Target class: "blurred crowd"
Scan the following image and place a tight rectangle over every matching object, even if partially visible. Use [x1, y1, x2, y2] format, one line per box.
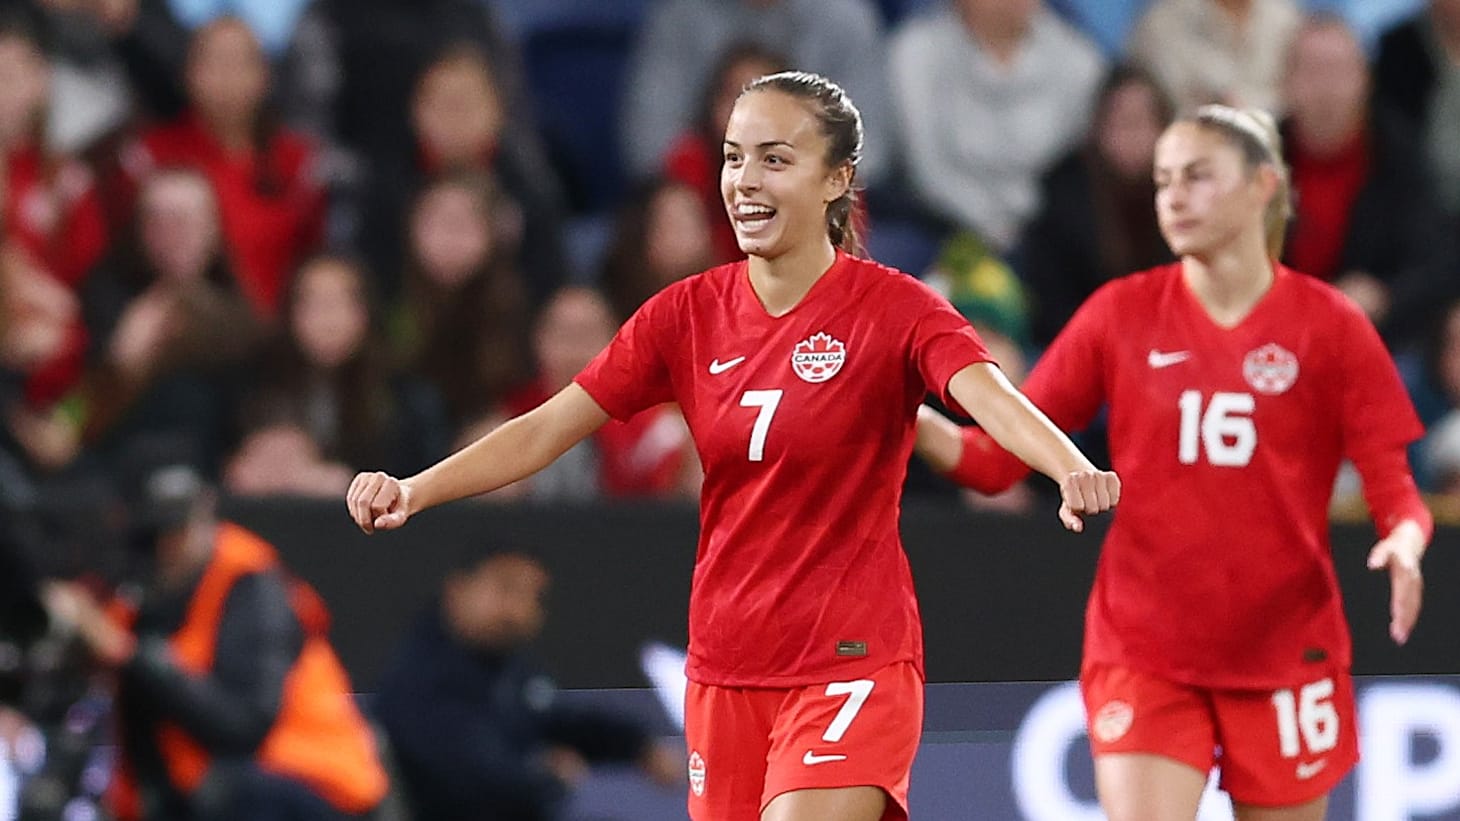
[0, 0, 1454, 817]
[0, 0, 1455, 513]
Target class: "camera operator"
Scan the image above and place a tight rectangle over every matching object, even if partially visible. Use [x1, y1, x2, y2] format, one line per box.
[44, 455, 388, 821]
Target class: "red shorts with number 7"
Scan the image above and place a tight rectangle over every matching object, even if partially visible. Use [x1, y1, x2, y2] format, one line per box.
[683, 661, 923, 821]
[1081, 662, 1359, 807]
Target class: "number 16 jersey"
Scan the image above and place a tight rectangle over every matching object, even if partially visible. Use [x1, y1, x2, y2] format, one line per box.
[576, 251, 991, 688]
[1027, 263, 1423, 689]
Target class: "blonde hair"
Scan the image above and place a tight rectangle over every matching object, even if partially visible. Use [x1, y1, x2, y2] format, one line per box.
[1187, 105, 1293, 259]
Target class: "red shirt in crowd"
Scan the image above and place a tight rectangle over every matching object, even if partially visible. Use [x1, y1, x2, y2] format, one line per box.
[127, 113, 324, 317]
[6, 144, 109, 405]
[1287, 131, 1370, 281]
[503, 379, 691, 497]
[6, 144, 108, 287]
[953, 264, 1427, 689]
[576, 251, 991, 687]
[663, 133, 743, 265]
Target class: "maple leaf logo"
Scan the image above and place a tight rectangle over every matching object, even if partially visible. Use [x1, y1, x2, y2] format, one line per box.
[791, 332, 847, 383]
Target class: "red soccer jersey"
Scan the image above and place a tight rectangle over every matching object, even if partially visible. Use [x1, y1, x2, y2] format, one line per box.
[125, 114, 324, 317]
[576, 252, 991, 687]
[1018, 263, 1422, 688]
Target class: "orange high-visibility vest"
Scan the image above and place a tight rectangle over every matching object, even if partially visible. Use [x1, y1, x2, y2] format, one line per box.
[108, 523, 388, 820]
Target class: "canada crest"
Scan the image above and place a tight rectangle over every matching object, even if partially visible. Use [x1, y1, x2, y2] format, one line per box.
[1243, 343, 1299, 395]
[688, 751, 706, 796]
[1093, 700, 1134, 743]
[791, 332, 847, 383]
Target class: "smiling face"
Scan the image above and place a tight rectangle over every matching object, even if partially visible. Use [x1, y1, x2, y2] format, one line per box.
[720, 89, 849, 260]
[1153, 122, 1274, 259]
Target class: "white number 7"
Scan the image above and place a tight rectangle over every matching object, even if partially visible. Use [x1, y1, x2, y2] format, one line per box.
[740, 390, 783, 462]
[822, 680, 874, 742]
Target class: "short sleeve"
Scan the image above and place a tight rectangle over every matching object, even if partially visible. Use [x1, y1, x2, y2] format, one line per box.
[900, 279, 992, 412]
[1338, 300, 1424, 458]
[574, 289, 678, 421]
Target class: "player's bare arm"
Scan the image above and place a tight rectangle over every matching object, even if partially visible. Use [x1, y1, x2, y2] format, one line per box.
[913, 404, 964, 474]
[346, 384, 611, 533]
[946, 362, 1119, 531]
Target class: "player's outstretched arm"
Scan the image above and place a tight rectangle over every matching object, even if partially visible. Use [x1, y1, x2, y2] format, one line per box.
[346, 384, 611, 533]
[946, 362, 1119, 532]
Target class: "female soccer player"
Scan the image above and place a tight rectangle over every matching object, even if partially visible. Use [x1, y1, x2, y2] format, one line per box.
[920, 105, 1430, 821]
[347, 72, 1119, 821]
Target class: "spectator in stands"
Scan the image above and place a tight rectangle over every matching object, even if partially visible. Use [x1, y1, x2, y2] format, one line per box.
[154, 0, 311, 58]
[662, 41, 788, 265]
[483, 286, 699, 502]
[359, 42, 565, 300]
[395, 172, 531, 435]
[0, 13, 110, 408]
[1020, 65, 1173, 348]
[1374, 0, 1460, 217]
[280, 0, 555, 288]
[6, 0, 135, 152]
[0, 244, 84, 473]
[1279, 14, 1453, 349]
[76, 167, 262, 475]
[916, 233, 1035, 512]
[1128, 0, 1301, 114]
[374, 549, 681, 821]
[122, 16, 324, 318]
[621, 0, 893, 187]
[600, 178, 715, 321]
[42, 452, 389, 821]
[226, 254, 447, 497]
[1414, 298, 1460, 493]
[889, 0, 1104, 252]
[278, 0, 526, 189]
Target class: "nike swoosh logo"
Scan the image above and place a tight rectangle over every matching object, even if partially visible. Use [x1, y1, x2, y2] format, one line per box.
[709, 356, 747, 375]
[802, 751, 848, 766]
[1147, 349, 1192, 369]
[1295, 759, 1327, 780]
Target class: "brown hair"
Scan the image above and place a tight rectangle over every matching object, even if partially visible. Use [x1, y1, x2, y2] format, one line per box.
[253, 253, 394, 469]
[1185, 104, 1294, 259]
[187, 16, 286, 197]
[401, 171, 529, 424]
[741, 71, 864, 256]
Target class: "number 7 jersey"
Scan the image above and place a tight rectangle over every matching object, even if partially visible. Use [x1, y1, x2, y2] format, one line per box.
[575, 252, 991, 688]
[1027, 263, 1423, 689]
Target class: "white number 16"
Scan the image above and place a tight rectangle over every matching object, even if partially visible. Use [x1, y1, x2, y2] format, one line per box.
[1271, 677, 1339, 758]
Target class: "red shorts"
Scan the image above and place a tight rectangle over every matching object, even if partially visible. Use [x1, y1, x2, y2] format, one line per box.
[1080, 662, 1358, 807]
[683, 661, 923, 821]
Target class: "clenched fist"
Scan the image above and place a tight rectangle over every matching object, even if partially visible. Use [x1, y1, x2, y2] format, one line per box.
[346, 472, 416, 534]
[1058, 469, 1121, 532]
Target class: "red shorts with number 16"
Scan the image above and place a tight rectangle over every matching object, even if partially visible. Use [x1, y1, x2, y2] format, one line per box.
[1081, 662, 1359, 807]
[683, 661, 922, 821]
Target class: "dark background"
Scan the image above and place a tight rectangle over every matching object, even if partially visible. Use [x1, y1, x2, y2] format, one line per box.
[225, 499, 1460, 690]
